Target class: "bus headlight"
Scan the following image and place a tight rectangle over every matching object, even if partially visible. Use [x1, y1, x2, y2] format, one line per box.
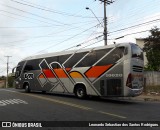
[15, 81, 19, 84]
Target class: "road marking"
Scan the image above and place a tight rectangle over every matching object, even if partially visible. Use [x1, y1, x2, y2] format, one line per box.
[0, 89, 17, 93]
[0, 89, 127, 119]
[25, 93, 92, 110]
[0, 89, 92, 110]
[98, 111, 127, 119]
[0, 99, 28, 106]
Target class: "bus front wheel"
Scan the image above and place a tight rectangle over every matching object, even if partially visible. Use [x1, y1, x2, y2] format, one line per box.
[24, 83, 30, 93]
[75, 85, 87, 99]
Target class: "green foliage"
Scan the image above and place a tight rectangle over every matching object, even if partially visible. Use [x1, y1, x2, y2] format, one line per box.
[8, 76, 15, 88]
[0, 76, 5, 80]
[143, 27, 160, 71]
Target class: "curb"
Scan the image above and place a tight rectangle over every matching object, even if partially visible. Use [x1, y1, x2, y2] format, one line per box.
[134, 96, 160, 102]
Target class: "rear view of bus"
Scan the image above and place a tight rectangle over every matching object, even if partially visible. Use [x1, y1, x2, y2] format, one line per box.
[125, 43, 144, 97]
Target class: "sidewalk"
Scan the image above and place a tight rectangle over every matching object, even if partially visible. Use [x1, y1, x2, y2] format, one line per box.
[133, 93, 160, 102]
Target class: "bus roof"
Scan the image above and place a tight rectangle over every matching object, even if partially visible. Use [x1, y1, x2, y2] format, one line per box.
[22, 42, 134, 61]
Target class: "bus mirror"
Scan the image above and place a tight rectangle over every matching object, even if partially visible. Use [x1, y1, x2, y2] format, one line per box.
[12, 67, 16, 77]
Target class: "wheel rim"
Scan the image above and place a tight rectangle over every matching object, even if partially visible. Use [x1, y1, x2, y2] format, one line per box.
[25, 85, 30, 92]
[26, 85, 28, 90]
[77, 88, 84, 97]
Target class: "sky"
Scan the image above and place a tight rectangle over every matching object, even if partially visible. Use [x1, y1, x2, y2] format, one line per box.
[0, 0, 160, 76]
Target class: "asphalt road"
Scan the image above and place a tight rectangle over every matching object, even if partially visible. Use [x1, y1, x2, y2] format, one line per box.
[0, 88, 160, 130]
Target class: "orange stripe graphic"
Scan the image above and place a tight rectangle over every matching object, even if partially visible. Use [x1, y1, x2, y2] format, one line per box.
[39, 73, 45, 78]
[65, 68, 71, 72]
[43, 69, 55, 78]
[54, 69, 68, 78]
[69, 72, 83, 78]
[85, 65, 113, 78]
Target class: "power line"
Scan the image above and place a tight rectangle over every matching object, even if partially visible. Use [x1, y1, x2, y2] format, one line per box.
[80, 39, 104, 49]
[0, 25, 60, 28]
[35, 24, 99, 54]
[0, 57, 6, 64]
[0, 3, 71, 26]
[109, 18, 160, 34]
[0, 20, 97, 30]
[0, 10, 98, 28]
[111, 29, 150, 40]
[0, 69, 7, 74]
[107, 0, 160, 31]
[0, 21, 99, 47]
[11, 0, 102, 19]
[0, 9, 61, 26]
[123, 30, 150, 37]
[63, 35, 103, 51]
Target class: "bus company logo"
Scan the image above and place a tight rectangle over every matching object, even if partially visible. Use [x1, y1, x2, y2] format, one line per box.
[24, 73, 34, 80]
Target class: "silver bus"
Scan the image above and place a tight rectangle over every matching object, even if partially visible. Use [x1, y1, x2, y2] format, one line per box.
[13, 43, 144, 98]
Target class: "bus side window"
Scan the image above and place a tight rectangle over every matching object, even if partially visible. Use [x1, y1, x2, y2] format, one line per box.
[97, 47, 125, 66]
[15, 71, 20, 78]
[46, 56, 59, 69]
[24, 65, 33, 72]
[64, 52, 87, 68]
[76, 51, 97, 67]
[59, 54, 71, 65]
[76, 48, 112, 67]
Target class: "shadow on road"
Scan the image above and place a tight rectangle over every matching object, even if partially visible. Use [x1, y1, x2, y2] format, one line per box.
[19, 90, 139, 105]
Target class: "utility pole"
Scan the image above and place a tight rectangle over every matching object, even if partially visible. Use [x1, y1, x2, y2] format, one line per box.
[99, 0, 114, 45]
[4, 56, 12, 88]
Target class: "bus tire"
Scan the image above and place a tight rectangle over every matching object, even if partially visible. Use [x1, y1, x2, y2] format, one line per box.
[74, 85, 87, 99]
[42, 91, 46, 93]
[24, 83, 30, 93]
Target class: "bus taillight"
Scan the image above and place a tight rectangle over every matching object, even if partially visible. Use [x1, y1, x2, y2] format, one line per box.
[126, 73, 132, 88]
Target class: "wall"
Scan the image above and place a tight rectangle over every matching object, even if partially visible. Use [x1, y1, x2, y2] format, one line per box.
[144, 71, 160, 86]
[0, 80, 5, 88]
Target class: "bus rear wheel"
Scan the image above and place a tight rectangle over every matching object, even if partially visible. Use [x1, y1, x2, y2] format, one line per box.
[25, 84, 30, 93]
[75, 85, 87, 99]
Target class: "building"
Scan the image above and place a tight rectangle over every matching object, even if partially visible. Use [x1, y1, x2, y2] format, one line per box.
[0, 80, 5, 88]
[136, 38, 148, 66]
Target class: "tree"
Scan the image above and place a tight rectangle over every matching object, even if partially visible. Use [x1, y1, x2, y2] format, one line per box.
[143, 27, 160, 71]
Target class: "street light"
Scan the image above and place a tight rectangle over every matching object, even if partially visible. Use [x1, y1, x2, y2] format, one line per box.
[86, 7, 103, 27]
[86, 7, 107, 45]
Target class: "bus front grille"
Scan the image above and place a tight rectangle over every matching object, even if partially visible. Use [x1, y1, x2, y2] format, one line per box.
[132, 65, 143, 72]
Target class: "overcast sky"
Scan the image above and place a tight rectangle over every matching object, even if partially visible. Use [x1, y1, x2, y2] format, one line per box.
[0, 0, 160, 76]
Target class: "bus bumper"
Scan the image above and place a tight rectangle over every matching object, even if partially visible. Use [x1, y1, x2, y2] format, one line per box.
[130, 88, 143, 97]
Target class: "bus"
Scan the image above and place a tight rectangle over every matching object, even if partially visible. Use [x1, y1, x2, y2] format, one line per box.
[12, 43, 144, 99]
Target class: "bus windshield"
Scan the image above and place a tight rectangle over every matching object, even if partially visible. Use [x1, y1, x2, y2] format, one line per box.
[131, 44, 143, 60]
[15, 61, 25, 78]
